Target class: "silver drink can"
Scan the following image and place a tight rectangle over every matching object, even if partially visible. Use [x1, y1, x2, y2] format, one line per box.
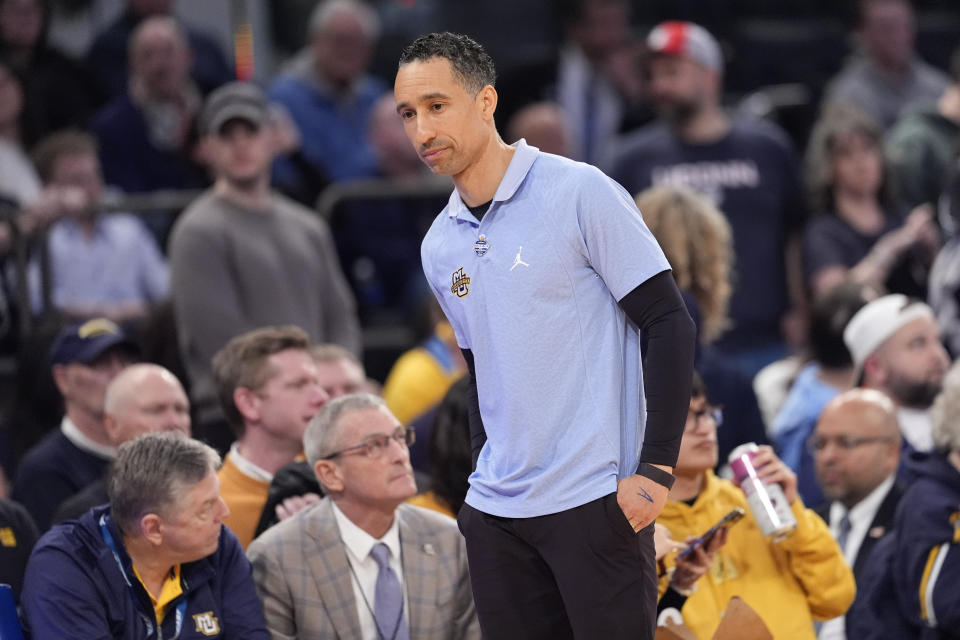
[728, 443, 797, 541]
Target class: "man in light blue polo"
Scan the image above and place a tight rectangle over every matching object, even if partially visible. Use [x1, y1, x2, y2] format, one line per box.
[395, 32, 696, 639]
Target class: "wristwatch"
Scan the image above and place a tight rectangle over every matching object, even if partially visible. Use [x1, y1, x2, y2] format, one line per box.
[668, 578, 697, 597]
[636, 462, 676, 490]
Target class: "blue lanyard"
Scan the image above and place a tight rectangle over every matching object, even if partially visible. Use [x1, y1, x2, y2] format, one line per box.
[98, 514, 186, 640]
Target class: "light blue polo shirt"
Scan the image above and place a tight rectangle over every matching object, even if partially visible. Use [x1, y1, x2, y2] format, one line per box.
[421, 140, 670, 518]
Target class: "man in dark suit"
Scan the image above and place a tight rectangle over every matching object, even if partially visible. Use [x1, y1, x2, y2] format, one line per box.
[494, 0, 649, 169]
[812, 388, 904, 640]
[247, 394, 479, 639]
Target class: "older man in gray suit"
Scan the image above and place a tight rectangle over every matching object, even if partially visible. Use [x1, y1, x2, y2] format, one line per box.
[247, 393, 478, 639]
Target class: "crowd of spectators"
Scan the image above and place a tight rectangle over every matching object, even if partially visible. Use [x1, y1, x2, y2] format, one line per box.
[1, 0, 960, 637]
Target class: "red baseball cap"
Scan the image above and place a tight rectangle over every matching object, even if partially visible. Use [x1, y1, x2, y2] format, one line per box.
[646, 21, 723, 72]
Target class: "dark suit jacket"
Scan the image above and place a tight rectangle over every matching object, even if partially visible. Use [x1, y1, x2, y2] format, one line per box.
[494, 55, 653, 143]
[815, 481, 903, 630]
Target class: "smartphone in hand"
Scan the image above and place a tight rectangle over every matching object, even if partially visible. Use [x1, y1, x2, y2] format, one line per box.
[676, 507, 745, 560]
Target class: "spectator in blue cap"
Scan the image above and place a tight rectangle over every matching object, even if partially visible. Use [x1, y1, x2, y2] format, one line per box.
[11, 317, 138, 530]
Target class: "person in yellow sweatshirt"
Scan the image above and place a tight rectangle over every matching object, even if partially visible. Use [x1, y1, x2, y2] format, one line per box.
[657, 372, 856, 639]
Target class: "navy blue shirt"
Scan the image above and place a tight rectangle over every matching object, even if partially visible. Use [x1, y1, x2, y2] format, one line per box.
[22, 506, 268, 639]
[90, 95, 208, 194]
[803, 209, 928, 298]
[611, 117, 805, 351]
[12, 426, 111, 531]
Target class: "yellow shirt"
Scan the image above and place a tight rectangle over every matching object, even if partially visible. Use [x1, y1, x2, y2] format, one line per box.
[217, 452, 271, 549]
[383, 324, 465, 425]
[133, 563, 182, 625]
[657, 471, 855, 639]
[406, 491, 455, 518]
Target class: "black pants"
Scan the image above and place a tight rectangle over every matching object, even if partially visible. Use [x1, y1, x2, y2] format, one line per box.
[458, 492, 657, 640]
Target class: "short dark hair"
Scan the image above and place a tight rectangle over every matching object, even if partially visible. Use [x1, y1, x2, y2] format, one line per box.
[427, 376, 472, 515]
[398, 32, 496, 94]
[32, 130, 98, 183]
[561, 0, 628, 24]
[809, 281, 872, 369]
[691, 370, 707, 400]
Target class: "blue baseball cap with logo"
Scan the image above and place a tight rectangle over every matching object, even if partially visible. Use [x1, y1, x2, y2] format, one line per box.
[49, 318, 140, 366]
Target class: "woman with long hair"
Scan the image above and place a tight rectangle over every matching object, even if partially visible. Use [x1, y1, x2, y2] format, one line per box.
[803, 105, 940, 297]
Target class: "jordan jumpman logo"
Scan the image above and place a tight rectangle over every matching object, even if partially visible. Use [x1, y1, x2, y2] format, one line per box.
[510, 246, 530, 271]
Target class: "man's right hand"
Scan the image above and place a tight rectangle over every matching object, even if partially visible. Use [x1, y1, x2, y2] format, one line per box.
[275, 492, 322, 520]
[672, 528, 727, 591]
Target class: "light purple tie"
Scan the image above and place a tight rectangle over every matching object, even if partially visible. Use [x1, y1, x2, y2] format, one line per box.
[371, 543, 409, 640]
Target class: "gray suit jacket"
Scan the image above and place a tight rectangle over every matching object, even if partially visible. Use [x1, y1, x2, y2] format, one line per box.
[247, 498, 479, 640]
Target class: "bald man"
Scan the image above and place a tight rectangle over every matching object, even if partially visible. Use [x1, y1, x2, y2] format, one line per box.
[506, 102, 575, 159]
[53, 364, 191, 522]
[812, 389, 904, 640]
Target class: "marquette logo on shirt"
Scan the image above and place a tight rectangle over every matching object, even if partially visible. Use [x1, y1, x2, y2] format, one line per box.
[193, 611, 220, 636]
[451, 266, 471, 298]
[0, 527, 16, 547]
[708, 553, 740, 584]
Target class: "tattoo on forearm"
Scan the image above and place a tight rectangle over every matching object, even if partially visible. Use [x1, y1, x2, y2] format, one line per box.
[637, 487, 654, 503]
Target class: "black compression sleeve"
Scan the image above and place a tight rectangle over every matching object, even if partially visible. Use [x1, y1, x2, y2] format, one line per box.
[461, 348, 487, 470]
[618, 270, 696, 469]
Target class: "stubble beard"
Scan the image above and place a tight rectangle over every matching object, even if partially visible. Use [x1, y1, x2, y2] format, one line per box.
[658, 98, 700, 129]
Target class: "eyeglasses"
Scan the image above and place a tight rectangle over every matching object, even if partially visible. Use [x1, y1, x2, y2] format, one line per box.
[806, 435, 893, 456]
[322, 426, 416, 460]
[687, 405, 723, 430]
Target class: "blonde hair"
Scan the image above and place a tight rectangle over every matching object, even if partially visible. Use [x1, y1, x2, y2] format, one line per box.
[933, 361, 960, 453]
[634, 186, 733, 343]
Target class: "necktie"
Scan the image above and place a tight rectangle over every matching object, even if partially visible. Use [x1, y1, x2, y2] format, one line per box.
[837, 513, 852, 552]
[370, 543, 409, 640]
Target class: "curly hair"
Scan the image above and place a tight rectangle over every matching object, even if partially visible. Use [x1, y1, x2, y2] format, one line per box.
[634, 186, 733, 343]
[398, 32, 496, 94]
[932, 361, 960, 453]
[804, 104, 889, 213]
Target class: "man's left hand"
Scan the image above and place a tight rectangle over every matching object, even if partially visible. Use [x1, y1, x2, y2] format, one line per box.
[617, 472, 670, 533]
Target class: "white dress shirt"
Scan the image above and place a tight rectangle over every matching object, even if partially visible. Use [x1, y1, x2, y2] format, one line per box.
[898, 407, 933, 452]
[818, 474, 897, 640]
[228, 442, 274, 482]
[332, 501, 409, 640]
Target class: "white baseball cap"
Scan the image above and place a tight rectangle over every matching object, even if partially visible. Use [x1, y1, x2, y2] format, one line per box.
[843, 294, 936, 375]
